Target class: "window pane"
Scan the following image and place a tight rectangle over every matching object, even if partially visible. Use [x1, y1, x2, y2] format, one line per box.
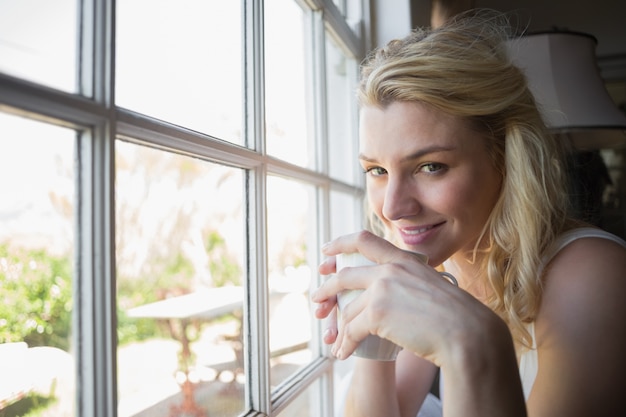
[267, 176, 317, 388]
[116, 1, 243, 144]
[116, 141, 246, 417]
[330, 189, 363, 238]
[345, 0, 364, 26]
[0, 112, 76, 416]
[326, 34, 358, 182]
[0, 0, 78, 92]
[265, 0, 314, 168]
[328, 191, 363, 415]
[276, 378, 322, 417]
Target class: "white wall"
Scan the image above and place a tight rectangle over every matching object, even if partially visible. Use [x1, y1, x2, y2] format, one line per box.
[371, 0, 412, 47]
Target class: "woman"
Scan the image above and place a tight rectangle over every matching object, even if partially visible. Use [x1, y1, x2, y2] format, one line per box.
[312, 11, 626, 417]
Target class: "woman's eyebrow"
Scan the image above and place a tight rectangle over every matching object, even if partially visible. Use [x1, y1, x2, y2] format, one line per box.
[358, 153, 377, 163]
[359, 145, 456, 163]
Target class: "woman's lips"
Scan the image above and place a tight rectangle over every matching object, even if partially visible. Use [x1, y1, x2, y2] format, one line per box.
[398, 222, 443, 245]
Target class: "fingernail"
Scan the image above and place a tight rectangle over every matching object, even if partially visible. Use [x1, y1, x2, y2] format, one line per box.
[323, 328, 333, 342]
[324, 327, 337, 341]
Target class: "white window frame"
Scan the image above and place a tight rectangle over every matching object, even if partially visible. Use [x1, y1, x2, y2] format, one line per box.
[0, 0, 370, 416]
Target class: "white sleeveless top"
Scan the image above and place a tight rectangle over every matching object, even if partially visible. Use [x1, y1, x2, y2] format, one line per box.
[518, 227, 626, 399]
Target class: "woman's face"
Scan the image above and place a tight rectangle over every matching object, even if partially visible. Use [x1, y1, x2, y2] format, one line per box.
[359, 101, 502, 266]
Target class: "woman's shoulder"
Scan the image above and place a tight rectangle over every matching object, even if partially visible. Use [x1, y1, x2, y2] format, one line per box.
[537, 226, 626, 339]
[541, 226, 626, 266]
[541, 226, 626, 290]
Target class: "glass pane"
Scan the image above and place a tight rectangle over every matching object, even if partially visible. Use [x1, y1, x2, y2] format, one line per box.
[265, 0, 314, 168]
[329, 189, 362, 416]
[116, 1, 243, 144]
[116, 141, 246, 417]
[267, 176, 317, 388]
[0, 112, 76, 416]
[326, 34, 358, 182]
[0, 0, 78, 92]
[330, 190, 363, 238]
[275, 378, 322, 417]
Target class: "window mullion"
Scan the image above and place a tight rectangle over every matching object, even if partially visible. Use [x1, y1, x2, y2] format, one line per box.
[76, 123, 117, 417]
[246, 166, 272, 415]
[76, 0, 117, 416]
[245, 0, 272, 414]
[0, 74, 108, 126]
[311, 9, 337, 417]
[245, 0, 266, 154]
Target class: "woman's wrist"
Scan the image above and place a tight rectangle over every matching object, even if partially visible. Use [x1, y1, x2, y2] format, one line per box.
[441, 314, 526, 416]
[345, 358, 400, 416]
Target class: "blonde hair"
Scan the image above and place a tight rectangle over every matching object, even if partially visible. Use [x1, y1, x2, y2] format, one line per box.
[359, 10, 573, 347]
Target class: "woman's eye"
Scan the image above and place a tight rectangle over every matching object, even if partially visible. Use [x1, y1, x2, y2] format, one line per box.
[419, 163, 444, 173]
[364, 166, 387, 176]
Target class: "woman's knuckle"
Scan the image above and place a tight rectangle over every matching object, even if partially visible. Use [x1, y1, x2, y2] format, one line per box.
[368, 300, 388, 322]
[355, 230, 375, 245]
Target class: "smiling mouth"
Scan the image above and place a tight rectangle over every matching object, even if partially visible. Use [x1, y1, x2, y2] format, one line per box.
[401, 223, 441, 235]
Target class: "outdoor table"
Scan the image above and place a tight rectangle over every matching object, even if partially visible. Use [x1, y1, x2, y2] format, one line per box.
[127, 286, 244, 417]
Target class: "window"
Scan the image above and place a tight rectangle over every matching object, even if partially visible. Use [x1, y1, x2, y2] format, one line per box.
[0, 0, 367, 416]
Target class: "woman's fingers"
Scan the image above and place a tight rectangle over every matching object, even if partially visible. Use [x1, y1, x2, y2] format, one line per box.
[333, 290, 372, 359]
[314, 294, 336, 318]
[322, 230, 401, 265]
[318, 253, 337, 276]
[322, 304, 339, 344]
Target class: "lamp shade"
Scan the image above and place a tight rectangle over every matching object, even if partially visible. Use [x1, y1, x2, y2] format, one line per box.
[507, 32, 626, 149]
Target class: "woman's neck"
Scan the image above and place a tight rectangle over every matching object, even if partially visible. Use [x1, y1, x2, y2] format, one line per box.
[443, 253, 491, 301]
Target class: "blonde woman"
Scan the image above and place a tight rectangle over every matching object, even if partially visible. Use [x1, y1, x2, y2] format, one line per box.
[313, 11, 626, 417]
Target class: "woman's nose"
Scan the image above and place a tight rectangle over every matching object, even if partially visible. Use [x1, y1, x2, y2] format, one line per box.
[381, 176, 420, 221]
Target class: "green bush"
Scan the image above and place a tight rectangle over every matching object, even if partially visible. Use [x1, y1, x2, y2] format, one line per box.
[0, 243, 72, 351]
[0, 392, 56, 417]
[1, 227, 243, 349]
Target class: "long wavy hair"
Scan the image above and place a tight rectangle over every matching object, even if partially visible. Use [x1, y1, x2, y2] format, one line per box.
[358, 10, 574, 347]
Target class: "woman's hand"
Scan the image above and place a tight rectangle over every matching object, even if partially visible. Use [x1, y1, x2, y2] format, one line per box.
[312, 230, 486, 366]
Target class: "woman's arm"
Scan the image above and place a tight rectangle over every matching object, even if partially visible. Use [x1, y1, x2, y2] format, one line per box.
[344, 352, 438, 417]
[336, 281, 527, 417]
[526, 237, 626, 416]
[344, 359, 400, 417]
[439, 310, 526, 417]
